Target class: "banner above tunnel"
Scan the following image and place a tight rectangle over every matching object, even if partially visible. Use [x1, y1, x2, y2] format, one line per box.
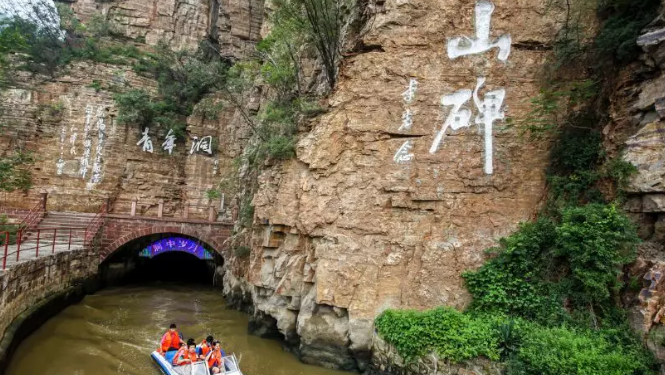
[139, 237, 214, 260]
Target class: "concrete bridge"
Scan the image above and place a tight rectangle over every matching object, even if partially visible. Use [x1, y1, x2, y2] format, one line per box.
[0, 194, 233, 269]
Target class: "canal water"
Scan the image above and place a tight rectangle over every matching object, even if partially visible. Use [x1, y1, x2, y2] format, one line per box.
[6, 284, 352, 375]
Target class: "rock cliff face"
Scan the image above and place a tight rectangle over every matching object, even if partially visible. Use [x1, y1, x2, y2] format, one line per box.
[8, 0, 665, 372]
[0, 0, 261, 214]
[613, 14, 665, 362]
[224, 0, 564, 370]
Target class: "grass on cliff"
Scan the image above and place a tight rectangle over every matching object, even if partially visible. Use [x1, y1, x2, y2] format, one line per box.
[375, 204, 656, 375]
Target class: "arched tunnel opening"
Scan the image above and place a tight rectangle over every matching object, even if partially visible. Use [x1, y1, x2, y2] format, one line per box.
[100, 233, 224, 286]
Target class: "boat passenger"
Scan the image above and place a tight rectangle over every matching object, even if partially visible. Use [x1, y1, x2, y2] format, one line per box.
[207, 341, 224, 374]
[199, 335, 214, 358]
[173, 339, 200, 366]
[160, 323, 183, 353]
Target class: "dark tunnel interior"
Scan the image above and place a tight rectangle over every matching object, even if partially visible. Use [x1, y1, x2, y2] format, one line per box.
[100, 233, 221, 286]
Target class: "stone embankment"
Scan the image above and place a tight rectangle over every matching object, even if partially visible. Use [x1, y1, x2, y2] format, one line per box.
[0, 249, 99, 373]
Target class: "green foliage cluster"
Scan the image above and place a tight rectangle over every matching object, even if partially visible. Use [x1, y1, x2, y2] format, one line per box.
[375, 308, 502, 362]
[551, 0, 660, 67]
[464, 203, 638, 322]
[0, 150, 34, 193]
[0, 214, 19, 246]
[238, 196, 255, 228]
[509, 325, 655, 375]
[0, 3, 142, 79]
[376, 310, 655, 375]
[114, 42, 229, 135]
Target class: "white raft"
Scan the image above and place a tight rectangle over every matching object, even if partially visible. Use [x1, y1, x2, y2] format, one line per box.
[151, 351, 243, 375]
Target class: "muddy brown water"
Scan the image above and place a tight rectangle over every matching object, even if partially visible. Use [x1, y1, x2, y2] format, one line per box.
[6, 285, 352, 375]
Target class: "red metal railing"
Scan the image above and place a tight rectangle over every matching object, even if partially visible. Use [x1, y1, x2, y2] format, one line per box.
[0, 227, 88, 270]
[19, 199, 45, 229]
[84, 202, 107, 247]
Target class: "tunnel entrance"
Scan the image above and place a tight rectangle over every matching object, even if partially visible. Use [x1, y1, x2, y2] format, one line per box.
[100, 233, 223, 286]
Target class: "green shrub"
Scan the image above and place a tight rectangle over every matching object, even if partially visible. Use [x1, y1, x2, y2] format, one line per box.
[375, 307, 502, 362]
[0, 214, 19, 245]
[509, 325, 655, 375]
[0, 150, 34, 193]
[555, 203, 639, 306]
[594, 0, 660, 63]
[464, 218, 566, 322]
[465, 203, 639, 322]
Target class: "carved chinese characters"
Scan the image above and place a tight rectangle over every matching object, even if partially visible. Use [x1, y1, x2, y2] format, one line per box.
[393, 0, 510, 175]
[447, 1, 511, 61]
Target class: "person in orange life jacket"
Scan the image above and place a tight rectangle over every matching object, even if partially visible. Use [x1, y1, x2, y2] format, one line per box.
[206, 341, 225, 374]
[198, 335, 214, 359]
[161, 323, 183, 353]
[173, 339, 200, 366]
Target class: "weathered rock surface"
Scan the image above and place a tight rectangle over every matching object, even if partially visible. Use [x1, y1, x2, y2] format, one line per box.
[0, 0, 260, 214]
[70, 0, 264, 58]
[228, 0, 562, 370]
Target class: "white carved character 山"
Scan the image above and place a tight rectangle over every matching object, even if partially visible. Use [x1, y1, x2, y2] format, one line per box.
[430, 89, 473, 154]
[473, 77, 505, 175]
[447, 1, 511, 61]
[162, 129, 177, 155]
[137, 127, 154, 153]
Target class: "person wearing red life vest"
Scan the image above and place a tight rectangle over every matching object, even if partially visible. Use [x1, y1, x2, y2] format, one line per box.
[206, 341, 225, 374]
[160, 323, 182, 353]
[173, 339, 199, 366]
[198, 335, 214, 359]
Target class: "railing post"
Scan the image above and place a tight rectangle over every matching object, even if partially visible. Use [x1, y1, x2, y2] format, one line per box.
[130, 198, 137, 216]
[68, 229, 72, 251]
[36, 229, 40, 258]
[183, 204, 189, 219]
[158, 199, 164, 218]
[52, 228, 57, 254]
[3, 232, 8, 270]
[16, 230, 22, 262]
[208, 206, 215, 222]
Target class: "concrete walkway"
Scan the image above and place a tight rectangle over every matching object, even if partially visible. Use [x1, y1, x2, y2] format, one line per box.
[0, 239, 85, 269]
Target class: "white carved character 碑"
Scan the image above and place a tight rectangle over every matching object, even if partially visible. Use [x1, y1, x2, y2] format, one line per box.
[429, 89, 473, 154]
[447, 1, 511, 61]
[473, 77, 505, 175]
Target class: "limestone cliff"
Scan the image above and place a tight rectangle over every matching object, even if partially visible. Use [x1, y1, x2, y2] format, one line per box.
[223, 0, 563, 371]
[0, 0, 262, 214]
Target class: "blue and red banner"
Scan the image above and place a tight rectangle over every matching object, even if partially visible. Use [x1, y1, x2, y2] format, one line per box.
[139, 237, 213, 260]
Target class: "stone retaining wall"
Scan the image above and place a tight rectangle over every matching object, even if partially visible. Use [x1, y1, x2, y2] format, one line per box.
[0, 249, 99, 345]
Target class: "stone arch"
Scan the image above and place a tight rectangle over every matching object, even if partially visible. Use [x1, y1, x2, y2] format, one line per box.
[101, 225, 224, 262]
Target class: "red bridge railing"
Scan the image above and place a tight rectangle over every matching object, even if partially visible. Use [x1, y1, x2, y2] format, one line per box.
[85, 202, 107, 247]
[0, 227, 88, 270]
[19, 196, 46, 229]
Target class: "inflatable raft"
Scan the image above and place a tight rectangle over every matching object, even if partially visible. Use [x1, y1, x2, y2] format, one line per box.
[151, 350, 243, 375]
